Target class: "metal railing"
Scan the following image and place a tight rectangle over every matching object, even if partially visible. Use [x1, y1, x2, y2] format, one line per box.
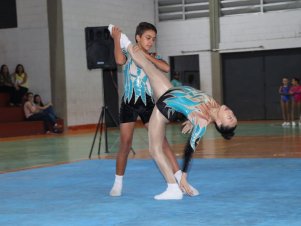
[157, 0, 209, 21]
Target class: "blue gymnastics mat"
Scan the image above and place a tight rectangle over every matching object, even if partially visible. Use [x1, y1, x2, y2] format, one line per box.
[0, 158, 300, 226]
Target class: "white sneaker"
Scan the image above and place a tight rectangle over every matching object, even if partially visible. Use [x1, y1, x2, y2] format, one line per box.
[154, 188, 183, 200]
[108, 24, 131, 49]
[292, 121, 296, 127]
[108, 24, 114, 34]
[299, 121, 301, 127]
[109, 182, 122, 197]
[282, 122, 287, 126]
[154, 184, 183, 200]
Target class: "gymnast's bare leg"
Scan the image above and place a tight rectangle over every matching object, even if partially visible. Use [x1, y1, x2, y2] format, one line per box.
[148, 106, 183, 200]
[127, 45, 200, 198]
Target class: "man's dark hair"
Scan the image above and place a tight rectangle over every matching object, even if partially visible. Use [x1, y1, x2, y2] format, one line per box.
[135, 22, 157, 42]
[214, 123, 237, 140]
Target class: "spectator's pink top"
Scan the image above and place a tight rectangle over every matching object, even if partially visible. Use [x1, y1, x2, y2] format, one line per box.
[290, 85, 301, 103]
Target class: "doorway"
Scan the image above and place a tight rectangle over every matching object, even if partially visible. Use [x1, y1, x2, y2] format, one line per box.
[170, 54, 200, 89]
[222, 48, 301, 120]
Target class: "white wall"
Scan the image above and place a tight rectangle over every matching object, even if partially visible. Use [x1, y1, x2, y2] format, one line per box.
[156, 18, 213, 94]
[61, 0, 155, 126]
[220, 10, 301, 52]
[0, 0, 51, 101]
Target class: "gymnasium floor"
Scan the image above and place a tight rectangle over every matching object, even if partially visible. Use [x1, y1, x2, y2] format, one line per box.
[0, 121, 300, 225]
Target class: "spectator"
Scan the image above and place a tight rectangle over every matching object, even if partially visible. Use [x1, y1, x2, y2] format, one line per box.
[12, 64, 29, 106]
[24, 92, 61, 133]
[289, 77, 301, 126]
[171, 72, 182, 87]
[0, 64, 15, 94]
[278, 77, 291, 126]
[34, 94, 58, 123]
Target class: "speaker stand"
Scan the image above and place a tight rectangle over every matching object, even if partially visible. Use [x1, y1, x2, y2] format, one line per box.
[88, 70, 135, 159]
[89, 105, 117, 158]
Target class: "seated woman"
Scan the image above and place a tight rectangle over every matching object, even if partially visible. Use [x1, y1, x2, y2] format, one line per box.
[34, 94, 58, 123]
[12, 64, 29, 106]
[24, 92, 61, 133]
[0, 64, 15, 105]
[127, 44, 237, 200]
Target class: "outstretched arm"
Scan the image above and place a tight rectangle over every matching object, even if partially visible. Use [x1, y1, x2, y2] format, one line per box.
[182, 136, 195, 173]
[176, 136, 196, 196]
[110, 26, 126, 65]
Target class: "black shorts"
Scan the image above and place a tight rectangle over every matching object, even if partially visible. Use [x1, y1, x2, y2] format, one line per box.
[156, 89, 185, 122]
[120, 94, 155, 124]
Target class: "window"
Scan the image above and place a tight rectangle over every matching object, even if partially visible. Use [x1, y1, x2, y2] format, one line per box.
[220, 0, 301, 16]
[157, 0, 209, 22]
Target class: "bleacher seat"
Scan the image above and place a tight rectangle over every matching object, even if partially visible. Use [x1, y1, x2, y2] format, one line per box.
[0, 92, 63, 138]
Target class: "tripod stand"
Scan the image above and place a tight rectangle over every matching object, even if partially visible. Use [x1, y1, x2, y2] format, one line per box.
[89, 69, 135, 158]
[89, 105, 119, 158]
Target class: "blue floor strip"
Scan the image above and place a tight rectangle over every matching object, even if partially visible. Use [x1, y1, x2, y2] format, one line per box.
[0, 158, 300, 226]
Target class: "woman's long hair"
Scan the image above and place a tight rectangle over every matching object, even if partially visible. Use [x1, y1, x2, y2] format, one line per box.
[0, 64, 10, 75]
[214, 123, 236, 140]
[34, 94, 44, 107]
[15, 64, 25, 74]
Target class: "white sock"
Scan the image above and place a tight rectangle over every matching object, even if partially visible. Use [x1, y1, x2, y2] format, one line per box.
[174, 170, 182, 183]
[120, 33, 131, 49]
[108, 24, 131, 49]
[174, 170, 200, 196]
[110, 175, 123, 197]
[108, 24, 114, 34]
[154, 183, 183, 200]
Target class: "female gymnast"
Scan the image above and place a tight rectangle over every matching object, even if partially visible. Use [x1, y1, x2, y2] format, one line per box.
[279, 77, 291, 126]
[115, 30, 237, 200]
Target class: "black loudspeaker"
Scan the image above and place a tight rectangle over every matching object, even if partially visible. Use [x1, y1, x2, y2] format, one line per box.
[85, 26, 116, 70]
[0, 0, 17, 29]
